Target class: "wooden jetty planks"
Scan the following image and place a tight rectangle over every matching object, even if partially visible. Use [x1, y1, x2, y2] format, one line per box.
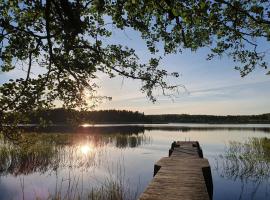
[139, 141, 213, 200]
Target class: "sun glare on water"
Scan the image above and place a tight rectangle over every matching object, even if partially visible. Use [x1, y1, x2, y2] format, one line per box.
[80, 145, 92, 155]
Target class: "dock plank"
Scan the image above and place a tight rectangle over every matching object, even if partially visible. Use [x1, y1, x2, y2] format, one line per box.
[139, 141, 212, 200]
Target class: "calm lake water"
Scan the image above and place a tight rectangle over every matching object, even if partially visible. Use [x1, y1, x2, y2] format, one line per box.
[1, 124, 270, 200]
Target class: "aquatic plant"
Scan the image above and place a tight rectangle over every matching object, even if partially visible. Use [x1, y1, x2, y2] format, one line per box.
[216, 137, 270, 182]
[0, 132, 150, 176]
[37, 159, 139, 200]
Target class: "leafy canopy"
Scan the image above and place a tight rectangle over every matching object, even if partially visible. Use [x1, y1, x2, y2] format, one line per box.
[0, 0, 270, 115]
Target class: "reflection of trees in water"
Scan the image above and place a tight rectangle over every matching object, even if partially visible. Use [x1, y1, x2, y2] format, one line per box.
[25, 125, 270, 134]
[0, 132, 151, 176]
[144, 126, 270, 133]
[115, 134, 151, 148]
[216, 137, 270, 199]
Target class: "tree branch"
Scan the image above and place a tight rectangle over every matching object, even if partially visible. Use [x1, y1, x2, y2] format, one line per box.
[217, 0, 270, 25]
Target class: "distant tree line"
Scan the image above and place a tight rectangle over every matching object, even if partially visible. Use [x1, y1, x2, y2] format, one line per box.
[26, 108, 149, 125]
[148, 114, 270, 124]
[11, 108, 270, 125]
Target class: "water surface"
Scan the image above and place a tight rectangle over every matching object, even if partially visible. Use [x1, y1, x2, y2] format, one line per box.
[0, 124, 270, 200]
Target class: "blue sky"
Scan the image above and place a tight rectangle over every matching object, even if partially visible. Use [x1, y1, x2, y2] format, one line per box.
[1, 26, 269, 115]
[96, 27, 270, 115]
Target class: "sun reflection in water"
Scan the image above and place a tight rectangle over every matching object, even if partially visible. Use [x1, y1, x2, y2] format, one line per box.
[80, 144, 92, 155]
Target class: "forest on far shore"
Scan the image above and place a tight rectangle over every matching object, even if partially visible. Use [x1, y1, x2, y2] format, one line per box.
[8, 108, 270, 125]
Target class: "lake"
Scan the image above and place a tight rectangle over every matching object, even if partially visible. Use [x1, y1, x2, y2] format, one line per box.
[1, 124, 270, 200]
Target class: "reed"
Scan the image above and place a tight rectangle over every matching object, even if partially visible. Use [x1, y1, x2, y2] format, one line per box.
[34, 159, 139, 200]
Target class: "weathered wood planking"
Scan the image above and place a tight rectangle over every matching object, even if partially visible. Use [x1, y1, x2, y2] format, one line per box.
[139, 141, 213, 200]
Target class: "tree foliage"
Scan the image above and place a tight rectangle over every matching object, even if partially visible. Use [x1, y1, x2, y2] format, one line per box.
[0, 0, 270, 118]
[27, 108, 148, 124]
[0, 0, 179, 115]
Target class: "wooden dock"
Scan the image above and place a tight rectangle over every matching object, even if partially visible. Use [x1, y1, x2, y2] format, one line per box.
[139, 141, 213, 200]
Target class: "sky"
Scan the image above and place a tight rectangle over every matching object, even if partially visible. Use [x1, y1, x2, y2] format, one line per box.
[95, 27, 270, 115]
[1, 25, 270, 115]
